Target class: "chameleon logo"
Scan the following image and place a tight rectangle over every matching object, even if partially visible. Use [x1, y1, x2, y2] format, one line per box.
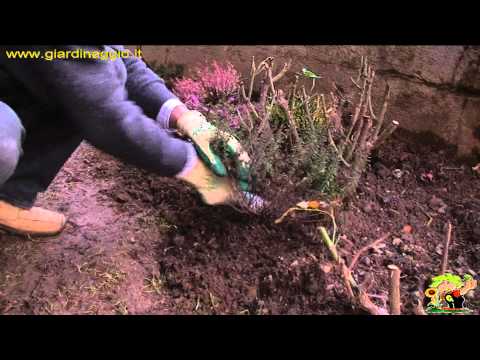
[424, 273, 477, 314]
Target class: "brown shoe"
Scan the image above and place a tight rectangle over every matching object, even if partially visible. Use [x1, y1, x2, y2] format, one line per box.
[0, 200, 66, 236]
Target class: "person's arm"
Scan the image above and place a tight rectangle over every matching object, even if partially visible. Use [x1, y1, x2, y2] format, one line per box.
[112, 45, 188, 129]
[0, 45, 193, 177]
[112, 46, 251, 188]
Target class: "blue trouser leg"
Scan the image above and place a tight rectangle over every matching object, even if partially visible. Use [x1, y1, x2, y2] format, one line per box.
[0, 101, 23, 188]
[0, 53, 195, 209]
[0, 103, 83, 209]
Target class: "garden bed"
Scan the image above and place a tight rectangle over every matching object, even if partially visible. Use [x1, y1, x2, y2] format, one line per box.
[0, 57, 479, 314]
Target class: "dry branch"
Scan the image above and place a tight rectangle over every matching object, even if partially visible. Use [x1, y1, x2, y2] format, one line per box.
[358, 290, 389, 315]
[388, 264, 401, 315]
[348, 233, 390, 272]
[375, 120, 399, 149]
[441, 222, 453, 274]
[272, 59, 292, 83]
[278, 90, 300, 145]
[319, 227, 389, 315]
[373, 83, 391, 140]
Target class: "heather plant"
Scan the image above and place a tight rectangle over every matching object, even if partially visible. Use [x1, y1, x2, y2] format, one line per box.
[172, 78, 205, 109]
[195, 61, 240, 103]
[173, 61, 243, 127]
[172, 56, 396, 211]
[328, 56, 398, 198]
[205, 57, 342, 212]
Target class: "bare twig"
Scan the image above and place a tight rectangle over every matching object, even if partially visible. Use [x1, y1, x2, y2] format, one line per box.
[373, 83, 391, 141]
[272, 59, 292, 83]
[319, 226, 389, 315]
[267, 65, 276, 97]
[328, 128, 351, 167]
[350, 77, 362, 90]
[258, 80, 269, 118]
[240, 82, 247, 101]
[388, 264, 401, 315]
[289, 74, 300, 104]
[348, 233, 390, 272]
[356, 56, 365, 83]
[247, 56, 256, 101]
[366, 72, 377, 120]
[441, 222, 453, 274]
[375, 120, 399, 149]
[340, 67, 368, 156]
[310, 78, 316, 93]
[341, 262, 356, 299]
[278, 90, 300, 145]
[358, 289, 389, 315]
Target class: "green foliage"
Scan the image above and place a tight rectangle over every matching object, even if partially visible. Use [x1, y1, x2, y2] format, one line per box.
[204, 75, 343, 203]
[184, 56, 397, 205]
[290, 95, 341, 196]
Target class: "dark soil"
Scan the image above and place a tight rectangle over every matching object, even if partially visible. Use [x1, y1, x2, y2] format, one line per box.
[0, 129, 479, 314]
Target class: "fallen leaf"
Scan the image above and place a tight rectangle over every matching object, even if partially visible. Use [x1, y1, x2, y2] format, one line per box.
[296, 200, 329, 210]
[296, 201, 309, 209]
[308, 200, 321, 209]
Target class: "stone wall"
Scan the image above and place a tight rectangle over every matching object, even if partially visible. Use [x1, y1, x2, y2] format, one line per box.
[131, 46, 480, 156]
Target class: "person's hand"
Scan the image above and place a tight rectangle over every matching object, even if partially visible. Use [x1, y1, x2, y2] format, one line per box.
[175, 110, 251, 191]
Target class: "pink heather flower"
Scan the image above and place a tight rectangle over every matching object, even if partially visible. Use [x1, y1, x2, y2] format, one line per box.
[172, 78, 205, 110]
[172, 61, 245, 129]
[195, 61, 240, 101]
[228, 114, 241, 129]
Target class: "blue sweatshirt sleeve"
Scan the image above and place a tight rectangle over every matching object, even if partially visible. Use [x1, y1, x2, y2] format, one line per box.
[110, 45, 182, 122]
[0, 45, 191, 177]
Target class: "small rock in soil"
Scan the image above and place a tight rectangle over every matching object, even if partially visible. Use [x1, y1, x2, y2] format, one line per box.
[392, 169, 403, 179]
[173, 235, 185, 247]
[392, 237, 402, 246]
[429, 195, 447, 213]
[320, 263, 332, 274]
